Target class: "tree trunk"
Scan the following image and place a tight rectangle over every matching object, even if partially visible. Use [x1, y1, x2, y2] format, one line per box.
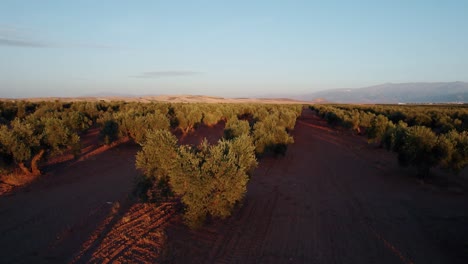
[30, 149, 45, 176]
[18, 162, 32, 175]
[183, 125, 193, 135]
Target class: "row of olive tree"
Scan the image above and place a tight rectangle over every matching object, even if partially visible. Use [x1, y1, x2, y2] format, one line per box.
[0, 100, 301, 182]
[226, 105, 301, 156]
[326, 104, 468, 133]
[100, 102, 302, 156]
[134, 104, 302, 227]
[0, 100, 136, 175]
[381, 123, 467, 177]
[311, 105, 468, 178]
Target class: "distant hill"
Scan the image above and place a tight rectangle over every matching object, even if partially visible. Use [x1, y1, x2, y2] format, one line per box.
[296, 82, 468, 103]
[2, 95, 307, 104]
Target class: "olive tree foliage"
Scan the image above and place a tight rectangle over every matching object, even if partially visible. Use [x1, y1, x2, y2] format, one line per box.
[170, 134, 257, 227]
[367, 114, 393, 144]
[224, 116, 250, 140]
[96, 103, 171, 145]
[383, 124, 460, 178]
[381, 121, 408, 152]
[253, 115, 294, 155]
[223, 105, 299, 155]
[61, 111, 92, 133]
[115, 110, 170, 144]
[136, 129, 257, 228]
[41, 117, 81, 157]
[276, 109, 299, 131]
[70, 101, 101, 122]
[395, 126, 442, 177]
[99, 119, 120, 145]
[136, 129, 178, 181]
[381, 123, 467, 177]
[174, 104, 203, 134]
[200, 105, 224, 127]
[202, 111, 221, 127]
[438, 130, 468, 173]
[311, 104, 468, 177]
[135, 129, 178, 200]
[253, 107, 269, 121]
[0, 119, 40, 175]
[0, 101, 21, 124]
[0, 117, 79, 175]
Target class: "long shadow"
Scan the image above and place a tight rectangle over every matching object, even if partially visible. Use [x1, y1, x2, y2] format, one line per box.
[70, 197, 135, 264]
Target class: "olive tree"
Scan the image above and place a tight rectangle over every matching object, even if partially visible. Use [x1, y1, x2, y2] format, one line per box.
[136, 130, 257, 228]
[0, 117, 79, 175]
[439, 130, 468, 173]
[0, 119, 41, 175]
[396, 126, 443, 178]
[224, 117, 250, 140]
[100, 119, 119, 145]
[136, 129, 178, 181]
[368, 114, 393, 144]
[135, 129, 178, 200]
[116, 110, 170, 144]
[175, 104, 203, 134]
[170, 135, 257, 227]
[252, 116, 294, 156]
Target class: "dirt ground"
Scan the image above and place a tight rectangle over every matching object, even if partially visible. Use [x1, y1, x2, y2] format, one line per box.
[176, 121, 226, 146]
[0, 109, 467, 263]
[0, 133, 138, 264]
[162, 108, 468, 264]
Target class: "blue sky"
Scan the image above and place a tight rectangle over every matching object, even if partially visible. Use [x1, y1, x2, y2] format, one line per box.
[0, 1, 467, 98]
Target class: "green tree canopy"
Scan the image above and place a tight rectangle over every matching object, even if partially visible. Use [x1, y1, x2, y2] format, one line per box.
[136, 130, 257, 228]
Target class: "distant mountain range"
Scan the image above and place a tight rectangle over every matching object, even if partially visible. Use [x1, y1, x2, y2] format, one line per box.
[79, 82, 468, 104]
[293, 82, 468, 104]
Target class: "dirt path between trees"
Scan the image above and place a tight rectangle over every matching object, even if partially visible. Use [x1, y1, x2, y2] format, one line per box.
[163, 108, 468, 264]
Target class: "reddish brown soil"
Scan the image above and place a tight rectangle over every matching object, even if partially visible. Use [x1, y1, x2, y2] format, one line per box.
[162, 109, 468, 264]
[1, 109, 467, 264]
[71, 202, 177, 263]
[0, 139, 138, 264]
[176, 121, 226, 146]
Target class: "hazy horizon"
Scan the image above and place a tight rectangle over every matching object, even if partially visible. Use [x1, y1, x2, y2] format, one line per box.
[1, 1, 468, 98]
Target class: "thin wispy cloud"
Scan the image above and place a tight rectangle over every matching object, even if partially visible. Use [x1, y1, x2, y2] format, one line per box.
[134, 71, 202, 78]
[0, 24, 114, 49]
[0, 37, 49, 48]
[0, 24, 49, 48]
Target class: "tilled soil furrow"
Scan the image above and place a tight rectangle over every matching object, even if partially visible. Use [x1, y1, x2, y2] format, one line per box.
[86, 202, 176, 263]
